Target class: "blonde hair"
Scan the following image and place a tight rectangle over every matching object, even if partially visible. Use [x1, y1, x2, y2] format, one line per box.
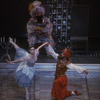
[28, 3, 34, 12]
[28, 1, 42, 12]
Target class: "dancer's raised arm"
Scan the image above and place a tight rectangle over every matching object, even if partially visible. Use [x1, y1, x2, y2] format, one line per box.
[36, 42, 49, 51]
[34, 42, 49, 56]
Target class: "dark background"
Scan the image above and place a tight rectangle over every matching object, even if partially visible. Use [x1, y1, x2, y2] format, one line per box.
[0, 0, 100, 51]
[0, 0, 30, 35]
[71, 0, 100, 52]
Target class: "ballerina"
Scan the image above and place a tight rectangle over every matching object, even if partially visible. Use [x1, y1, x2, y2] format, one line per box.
[6, 37, 49, 100]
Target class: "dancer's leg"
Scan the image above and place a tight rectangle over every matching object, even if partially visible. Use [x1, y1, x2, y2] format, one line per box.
[25, 87, 29, 100]
[9, 37, 19, 49]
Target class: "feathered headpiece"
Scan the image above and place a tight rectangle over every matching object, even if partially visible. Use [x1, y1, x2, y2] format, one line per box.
[28, 1, 42, 12]
[62, 48, 70, 58]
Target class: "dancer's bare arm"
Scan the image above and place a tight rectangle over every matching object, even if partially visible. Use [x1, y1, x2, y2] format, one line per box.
[6, 59, 24, 64]
[5, 56, 29, 64]
[36, 42, 49, 51]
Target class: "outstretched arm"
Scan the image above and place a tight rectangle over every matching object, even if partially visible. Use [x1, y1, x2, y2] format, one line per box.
[36, 42, 49, 51]
[67, 63, 88, 75]
[6, 59, 24, 64]
[5, 56, 28, 64]
[34, 42, 49, 57]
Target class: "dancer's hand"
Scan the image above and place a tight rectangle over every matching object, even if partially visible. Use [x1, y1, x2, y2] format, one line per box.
[5, 59, 11, 64]
[84, 70, 88, 75]
[45, 42, 49, 46]
[67, 61, 71, 64]
[45, 42, 49, 44]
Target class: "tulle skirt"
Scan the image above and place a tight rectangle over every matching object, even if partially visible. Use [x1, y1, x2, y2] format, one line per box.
[14, 48, 35, 87]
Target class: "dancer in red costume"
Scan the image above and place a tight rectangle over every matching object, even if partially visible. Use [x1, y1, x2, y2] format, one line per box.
[51, 49, 88, 100]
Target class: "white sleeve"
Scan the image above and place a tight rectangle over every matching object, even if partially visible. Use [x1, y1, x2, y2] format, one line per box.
[66, 63, 86, 73]
[46, 45, 59, 60]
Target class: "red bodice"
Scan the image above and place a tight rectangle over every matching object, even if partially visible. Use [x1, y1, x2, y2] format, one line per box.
[55, 62, 68, 79]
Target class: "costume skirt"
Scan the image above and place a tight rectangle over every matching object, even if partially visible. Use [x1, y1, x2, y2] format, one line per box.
[51, 76, 72, 100]
[14, 48, 35, 87]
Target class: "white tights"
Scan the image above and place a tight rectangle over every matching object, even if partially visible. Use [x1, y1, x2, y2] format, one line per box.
[25, 87, 29, 100]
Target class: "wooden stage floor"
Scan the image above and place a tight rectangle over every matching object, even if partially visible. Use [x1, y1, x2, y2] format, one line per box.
[0, 63, 100, 100]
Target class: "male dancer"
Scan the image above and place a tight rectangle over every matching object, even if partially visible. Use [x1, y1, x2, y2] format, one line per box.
[50, 47, 88, 100]
[27, 3, 54, 56]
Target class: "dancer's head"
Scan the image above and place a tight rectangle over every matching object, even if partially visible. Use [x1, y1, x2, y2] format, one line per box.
[57, 48, 70, 63]
[30, 6, 45, 23]
[61, 48, 70, 58]
[29, 46, 35, 54]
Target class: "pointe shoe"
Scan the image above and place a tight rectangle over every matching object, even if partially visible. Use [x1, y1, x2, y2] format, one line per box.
[26, 94, 29, 100]
[74, 90, 81, 95]
[9, 37, 13, 44]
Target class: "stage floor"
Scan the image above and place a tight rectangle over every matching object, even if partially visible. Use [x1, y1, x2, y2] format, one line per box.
[0, 63, 100, 100]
